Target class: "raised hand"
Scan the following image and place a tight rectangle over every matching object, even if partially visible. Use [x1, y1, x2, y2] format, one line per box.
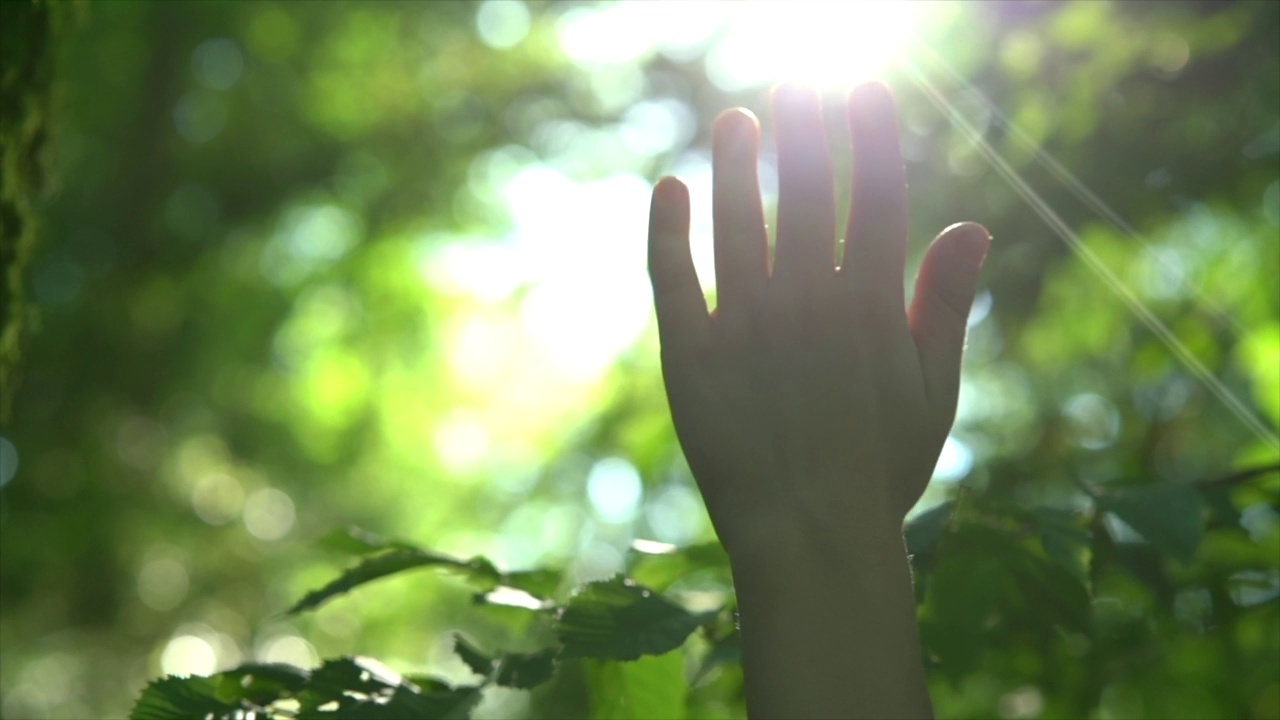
[648, 81, 989, 560]
[647, 81, 989, 719]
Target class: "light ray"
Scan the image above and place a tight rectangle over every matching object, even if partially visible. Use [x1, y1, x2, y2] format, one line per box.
[899, 59, 1280, 449]
[904, 34, 1247, 336]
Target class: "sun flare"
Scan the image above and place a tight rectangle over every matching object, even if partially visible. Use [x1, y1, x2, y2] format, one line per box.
[709, 0, 930, 91]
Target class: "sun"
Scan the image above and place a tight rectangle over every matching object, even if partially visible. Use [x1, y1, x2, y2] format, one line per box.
[707, 1, 931, 91]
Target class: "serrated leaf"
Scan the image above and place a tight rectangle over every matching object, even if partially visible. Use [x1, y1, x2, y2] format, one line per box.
[555, 574, 711, 660]
[452, 634, 558, 689]
[296, 657, 481, 720]
[453, 635, 495, 677]
[495, 648, 558, 689]
[1102, 483, 1204, 562]
[131, 675, 243, 720]
[627, 541, 731, 592]
[131, 663, 311, 720]
[287, 549, 469, 615]
[584, 650, 687, 720]
[215, 663, 310, 705]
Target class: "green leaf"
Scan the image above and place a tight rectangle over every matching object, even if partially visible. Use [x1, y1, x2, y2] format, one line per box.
[494, 648, 558, 689]
[691, 632, 741, 687]
[556, 575, 712, 660]
[905, 501, 954, 557]
[1030, 507, 1091, 586]
[130, 663, 311, 720]
[452, 634, 558, 689]
[286, 549, 471, 615]
[215, 663, 310, 705]
[627, 541, 731, 592]
[296, 657, 481, 720]
[318, 526, 427, 555]
[131, 675, 243, 720]
[584, 650, 687, 720]
[453, 634, 495, 677]
[1101, 483, 1204, 562]
[502, 568, 564, 599]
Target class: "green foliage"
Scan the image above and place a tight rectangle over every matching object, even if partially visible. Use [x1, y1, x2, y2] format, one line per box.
[132, 460, 1280, 719]
[555, 575, 716, 661]
[584, 652, 687, 720]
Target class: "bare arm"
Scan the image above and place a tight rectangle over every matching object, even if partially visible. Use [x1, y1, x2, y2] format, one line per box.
[647, 81, 991, 719]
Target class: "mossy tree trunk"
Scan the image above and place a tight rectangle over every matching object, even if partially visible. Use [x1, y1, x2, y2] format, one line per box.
[0, 0, 68, 423]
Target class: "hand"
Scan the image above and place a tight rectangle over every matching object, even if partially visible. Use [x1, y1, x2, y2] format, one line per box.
[647, 81, 990, 563]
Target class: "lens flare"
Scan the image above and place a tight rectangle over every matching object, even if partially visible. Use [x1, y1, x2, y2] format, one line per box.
[707, 1, 928, 91]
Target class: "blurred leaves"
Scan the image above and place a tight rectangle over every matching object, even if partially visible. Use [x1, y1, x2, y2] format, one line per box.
[5, 0, 1279, 718]
[1101, 483, 1204, 563]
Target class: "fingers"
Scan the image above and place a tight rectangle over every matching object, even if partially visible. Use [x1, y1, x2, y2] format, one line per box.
[908, 222, 991, 416]
[712, 108, 769, 331]
[649, 177, 710, 356]
[772, 83, 836, 295]
[843, 81, 909, 311]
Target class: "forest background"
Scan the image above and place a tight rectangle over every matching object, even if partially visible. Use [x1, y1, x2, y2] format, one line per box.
[1, 1, 1278, 718]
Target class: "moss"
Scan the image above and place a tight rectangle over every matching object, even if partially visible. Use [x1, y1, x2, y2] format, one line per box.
[0, 0, 72, 422]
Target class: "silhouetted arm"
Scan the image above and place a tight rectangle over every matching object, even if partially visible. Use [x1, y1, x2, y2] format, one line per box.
[647, 81, 990, 719]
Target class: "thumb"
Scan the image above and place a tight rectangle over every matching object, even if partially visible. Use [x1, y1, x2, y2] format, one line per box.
[908, 222, 991, 418]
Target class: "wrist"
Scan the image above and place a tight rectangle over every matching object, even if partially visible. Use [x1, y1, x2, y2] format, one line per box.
[729, 526, 912, 593]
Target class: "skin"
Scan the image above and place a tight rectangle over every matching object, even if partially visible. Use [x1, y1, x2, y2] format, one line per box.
[647, 81, 991, 719]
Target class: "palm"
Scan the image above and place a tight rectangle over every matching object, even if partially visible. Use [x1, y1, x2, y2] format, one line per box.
[648, 82, 990, 558]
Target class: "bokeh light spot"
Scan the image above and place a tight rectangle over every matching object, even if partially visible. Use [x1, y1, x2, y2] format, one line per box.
[643, 484, 707, 545]
[932, 436, 975, 483]
[258, 635, 320, 669]
[243, 487, 296, 541]
[137, 555, 190, 612]
[173, 90, 227, 143]
[475, 1, 531, 50]
[192, 37, 245, 90]
[586, 457, 643, 524]
[160, 634, 217, 676]
[191, 472, 246, 525]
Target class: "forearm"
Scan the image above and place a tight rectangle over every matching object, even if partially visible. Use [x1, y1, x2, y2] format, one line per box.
[730, 517, 933, 720]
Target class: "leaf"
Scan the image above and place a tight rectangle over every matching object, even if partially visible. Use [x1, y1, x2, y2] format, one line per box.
[691, 632, 741, 687]
[130, 663, 311, 720]
[494, 648, 558, 689]
[318, 526, 426, 555]
[216, 663, 310, 705]
[131, 675, 243, 720]
[627, 541, 731, 592]
[501, 568, 564, 599]
[584, 650, 687, 720]
[1030, 507, 1091, 586]
[286, 549, 470, 615]
[1101, 483, 1204, 562]
[453, 634, 495, 677]
[905, 501, 954, 557]
[296, 657, 481, 720]
[555, 575, 712, 660]
[919, 524, 1020, 677]
[452, 634, 558, 690]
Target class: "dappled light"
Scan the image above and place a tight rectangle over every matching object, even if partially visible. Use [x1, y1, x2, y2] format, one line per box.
[0, 1, 1277, 719]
